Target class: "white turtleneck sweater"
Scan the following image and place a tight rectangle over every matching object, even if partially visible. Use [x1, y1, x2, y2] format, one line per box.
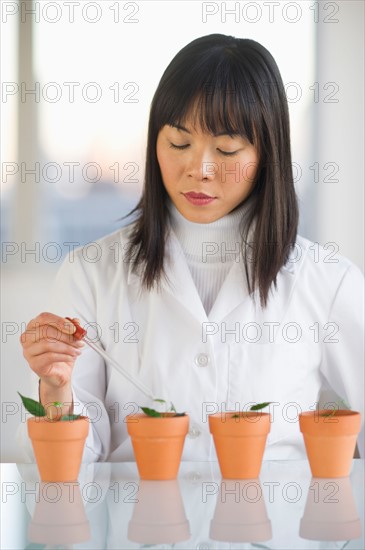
[167, 199, 253, 315]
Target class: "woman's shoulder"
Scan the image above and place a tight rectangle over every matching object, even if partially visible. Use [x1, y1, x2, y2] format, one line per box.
[286, 234, 364, 287]
[56, 222, 138, 284]
[70, 222, 136, 261]
[86, 221, 136, 248]
[49, 222, 139, 322]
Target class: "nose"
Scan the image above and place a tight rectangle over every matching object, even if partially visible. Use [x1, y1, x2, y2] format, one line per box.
[187, 150, 217, 181]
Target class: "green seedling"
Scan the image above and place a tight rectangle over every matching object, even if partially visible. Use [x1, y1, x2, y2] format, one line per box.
[141, 399, 186, 418]
[320, 398, 350, 418]
[232, 402, 272, 418]
[18, 392, 81, 421]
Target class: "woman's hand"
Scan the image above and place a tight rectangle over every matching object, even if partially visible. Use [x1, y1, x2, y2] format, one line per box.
[20, 312, 85, 411]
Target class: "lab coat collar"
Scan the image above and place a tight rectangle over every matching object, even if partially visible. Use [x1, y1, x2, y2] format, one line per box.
[127, 227, 299, 324]
[208, 257, 251, 321]
[126, 228, 208, 323]
[163, 230, 210, 323]
[127, 229, 251, 325]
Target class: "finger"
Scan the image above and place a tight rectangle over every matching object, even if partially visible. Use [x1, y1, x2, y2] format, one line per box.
[27, 313, 76, 334]
[25, 341, 83, 360]
[65, 317, 87, 341]
[21, 325, 84, 347]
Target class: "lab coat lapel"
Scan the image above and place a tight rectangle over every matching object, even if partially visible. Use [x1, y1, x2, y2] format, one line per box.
[127, 230, 208, 324]
[208, 248, 299, 324]
[208, 259, 250, 322]
[126, 229, 299, 326]
[162, 230, 209, 323]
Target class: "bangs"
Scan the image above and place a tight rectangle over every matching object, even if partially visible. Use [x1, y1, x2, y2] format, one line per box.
[154, 57, 259, 146]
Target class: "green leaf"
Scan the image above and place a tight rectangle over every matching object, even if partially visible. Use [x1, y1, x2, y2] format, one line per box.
[250, 402, 272, 411]
[153, 398, 167, 404]
[18, 392, 46, 417]
[52, 401, 63, 407]
[60, 414, 81, 421]
[141, 407, 162, 417]
[321, 409, 337, 417]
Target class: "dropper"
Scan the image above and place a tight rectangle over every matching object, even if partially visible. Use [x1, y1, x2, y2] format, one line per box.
[66, 317, 157, 402]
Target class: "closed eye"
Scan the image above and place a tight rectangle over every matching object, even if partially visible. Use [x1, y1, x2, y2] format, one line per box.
[218, 149, 239, 157]
[169, 143, 189, 150]
[169, 143, 239, 156]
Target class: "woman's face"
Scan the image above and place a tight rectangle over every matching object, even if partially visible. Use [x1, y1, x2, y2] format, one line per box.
[156, 120, 259, 223]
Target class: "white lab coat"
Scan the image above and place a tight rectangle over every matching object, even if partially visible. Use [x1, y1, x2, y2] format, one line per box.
[23, 223, 365, 463]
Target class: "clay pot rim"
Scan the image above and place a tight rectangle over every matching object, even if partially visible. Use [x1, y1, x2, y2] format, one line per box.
[27, 415, 89, 424]
[128, 519, 191, 544]
[299, 409, 361, 440]
[299, 410, 360, 418]
[125, 413, 188, 422]
[208, 411, 271, 439]
[210, 518, 273, 542]
[209, 412, 271, 419]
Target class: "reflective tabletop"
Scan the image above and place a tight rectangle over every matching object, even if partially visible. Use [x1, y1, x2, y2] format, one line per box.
[1, 460, 364, 549]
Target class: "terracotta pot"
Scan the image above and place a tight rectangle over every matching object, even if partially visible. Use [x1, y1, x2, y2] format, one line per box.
[299, 410, 361, 478]
[126, 413, 189, 480]
[300, 477, 361, 541]
[27, 416, 89, 482]
[209, 412, 271, 479]
[128, 480, 190, 544]
[210, 479, 272, 543]
[28, 481, 90, 545]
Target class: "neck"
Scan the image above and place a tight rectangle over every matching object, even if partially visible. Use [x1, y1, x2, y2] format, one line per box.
[167, 197, 254, 263]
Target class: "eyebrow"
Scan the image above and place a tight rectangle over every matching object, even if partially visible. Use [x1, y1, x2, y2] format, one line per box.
[170, 123, 239, 138]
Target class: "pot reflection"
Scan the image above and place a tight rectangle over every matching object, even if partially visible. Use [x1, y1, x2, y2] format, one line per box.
[300, 476, 362, 541]
[209, 479, 272, 543]
[28, 481, 91, 545]
[128, 480, 190, 544]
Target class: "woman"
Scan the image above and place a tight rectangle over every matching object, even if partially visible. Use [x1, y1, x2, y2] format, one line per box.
[20, 34, 364, 462]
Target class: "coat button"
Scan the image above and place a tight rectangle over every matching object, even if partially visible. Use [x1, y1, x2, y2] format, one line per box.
[194, 353, 210, 367]
[188, 424, 201, 438]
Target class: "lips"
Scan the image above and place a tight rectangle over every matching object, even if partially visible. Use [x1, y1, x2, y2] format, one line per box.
[184, 192, 215, 199]
[183, 191, 216, 206]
